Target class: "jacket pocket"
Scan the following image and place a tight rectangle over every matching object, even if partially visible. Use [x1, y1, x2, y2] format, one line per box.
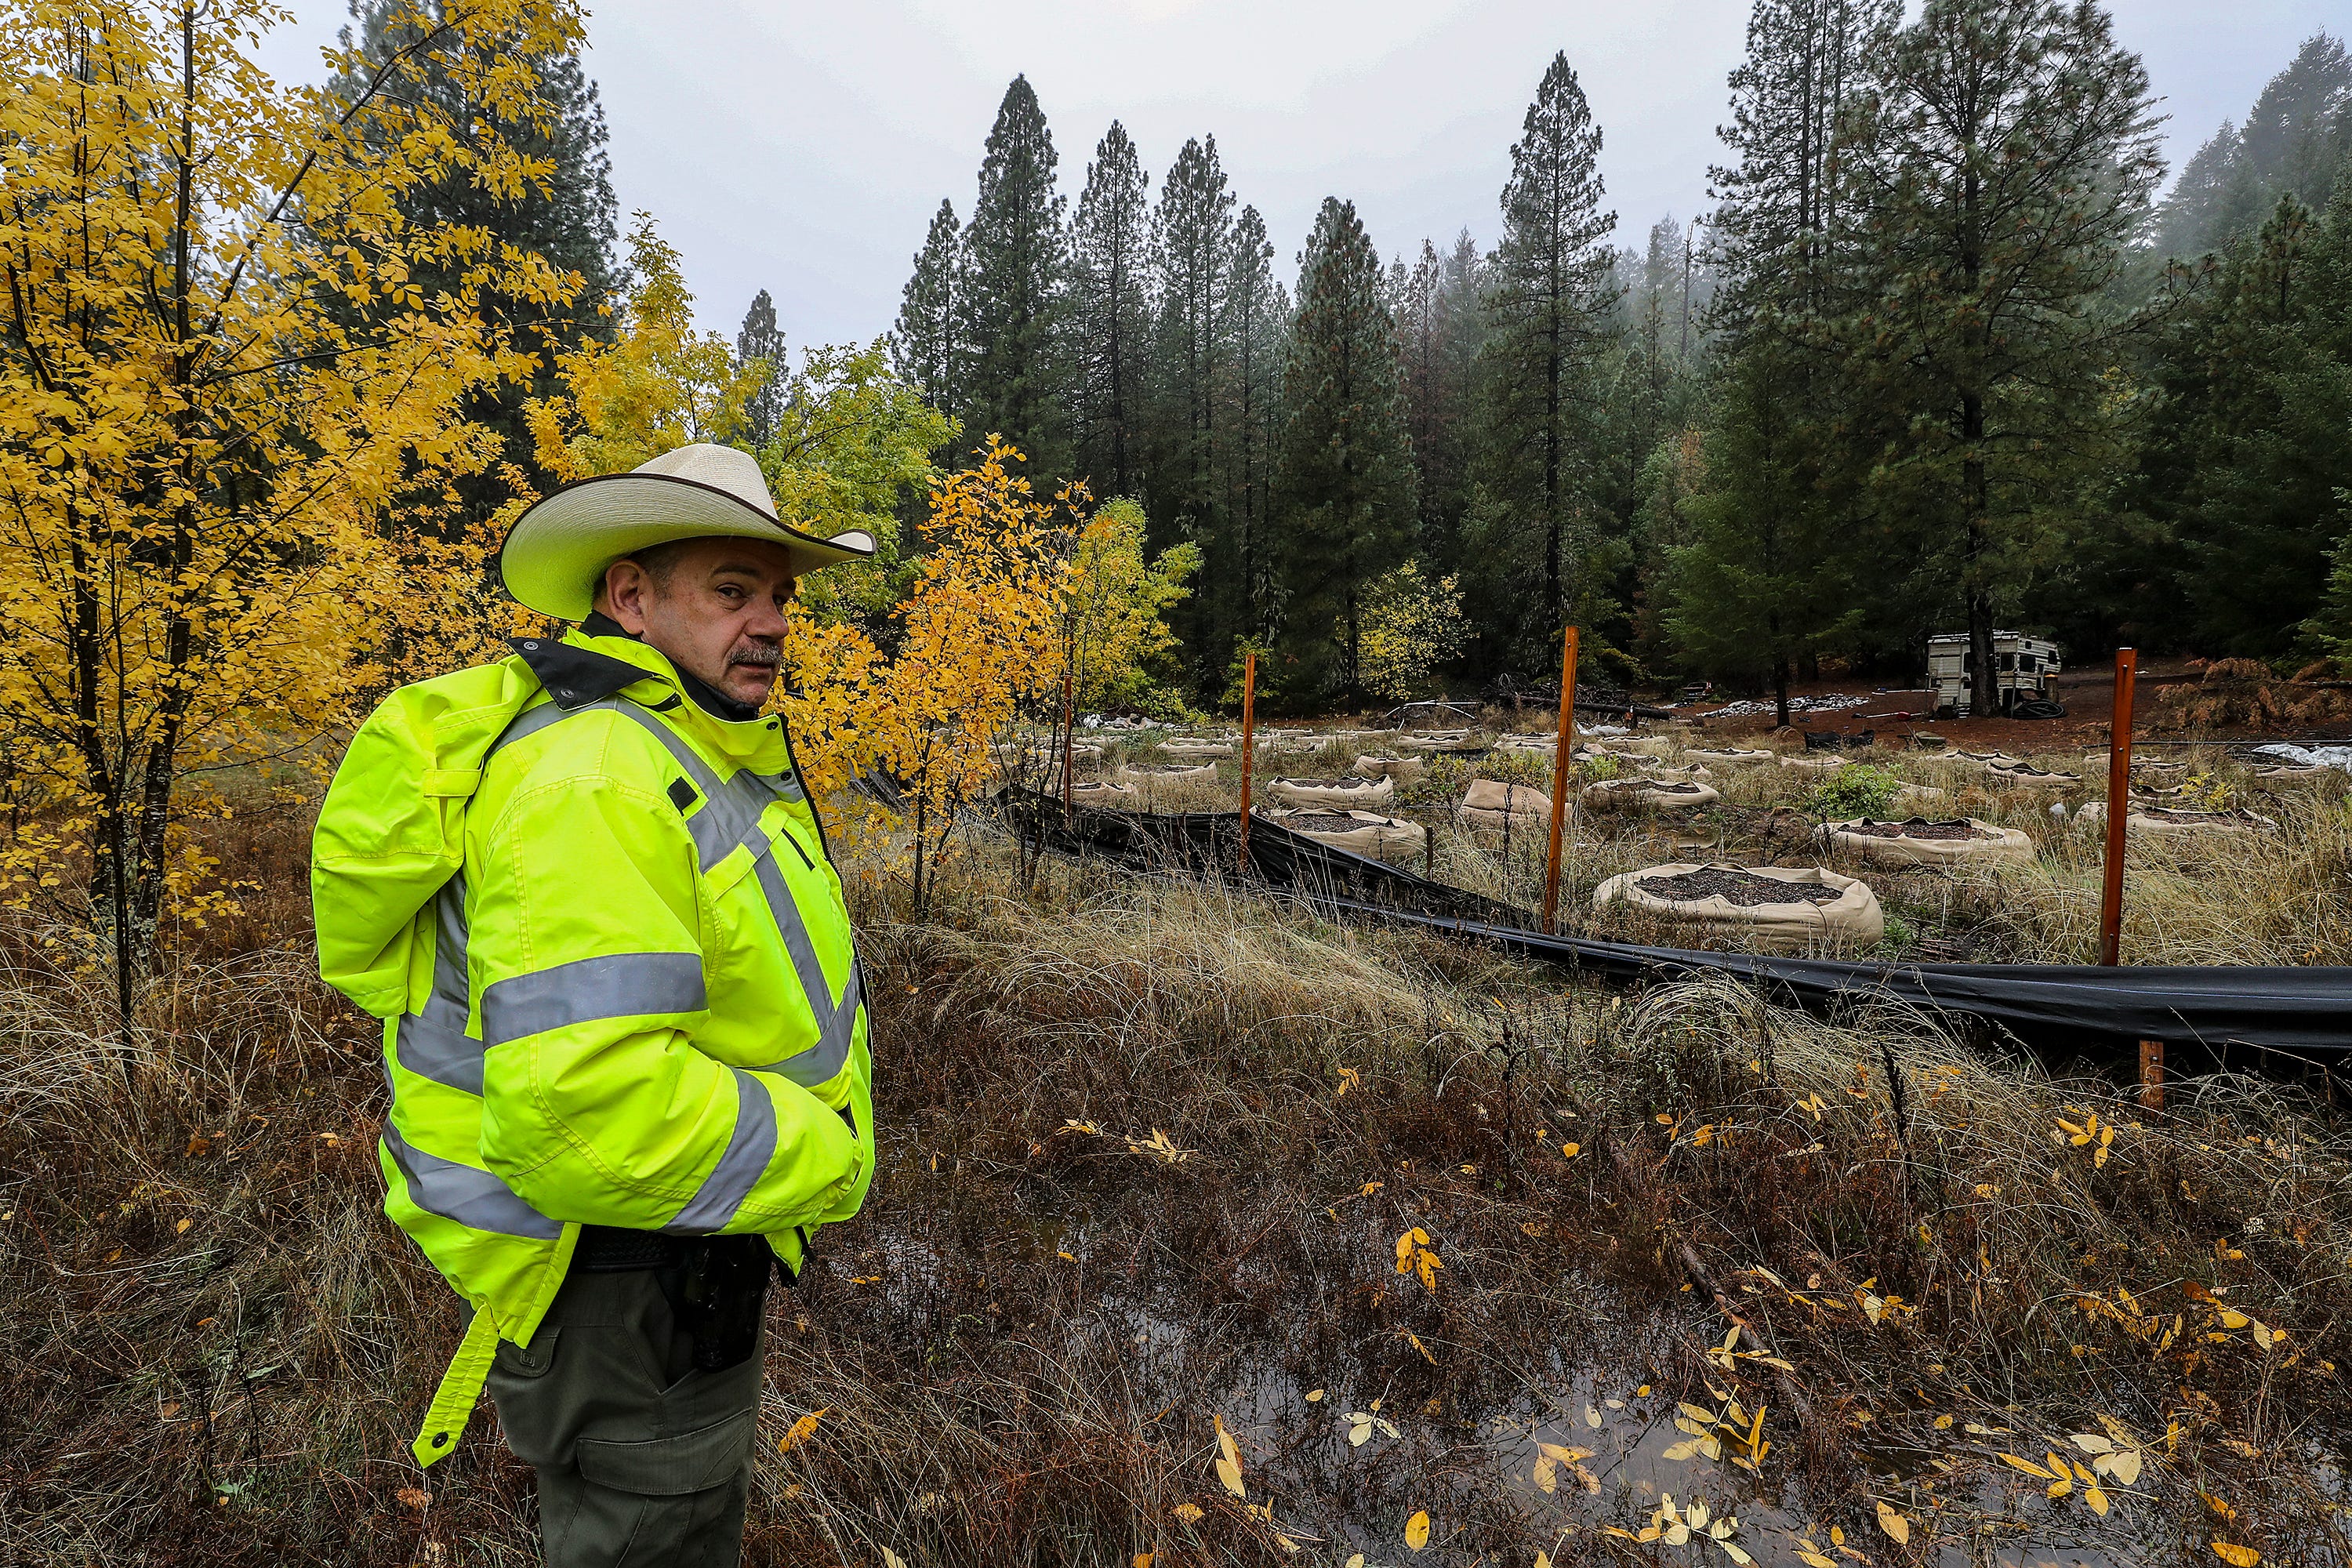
[575, 1406, 757, 1496]
[492, 1325, 560, 1380]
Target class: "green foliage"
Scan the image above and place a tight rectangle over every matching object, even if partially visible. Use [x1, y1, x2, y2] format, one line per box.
[755, 340, 958, 630]
[1470, 52, 1620, 670]
[1069, 123, 1152, 500]
[1062, 498, 1200, 713]
[2136, 190, 2352, 658]
[959, 75, 1070, 480]
[1807, 763, 1904, 821]
[1273, 198, 1418, 705]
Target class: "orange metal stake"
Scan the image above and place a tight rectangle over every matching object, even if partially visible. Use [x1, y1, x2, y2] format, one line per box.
[1541, 626, 1580, 934]
[1238, 650, 1258, 875]
[2098, 647, 2136, 967]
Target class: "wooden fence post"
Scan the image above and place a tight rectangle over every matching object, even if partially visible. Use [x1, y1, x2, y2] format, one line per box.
[1541, 626, 1580, 934]
[2098, 647, 2136, 967]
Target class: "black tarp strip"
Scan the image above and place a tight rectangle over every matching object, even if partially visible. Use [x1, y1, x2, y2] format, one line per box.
[995, 789, 2352, 1054]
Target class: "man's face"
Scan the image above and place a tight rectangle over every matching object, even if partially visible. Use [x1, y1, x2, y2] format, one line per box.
[597, 536, 798, 707]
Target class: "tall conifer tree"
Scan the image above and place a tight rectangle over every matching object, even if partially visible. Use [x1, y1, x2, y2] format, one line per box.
[1069, 122, 1153, 498]
[1221, 205, 1286, 651]
[893, 198, 963, 424]
[736, 289, 787, 449]
[959, 75, 1070, 476]
[1273, 198, 1417, 704]
[1150, 136, 1236, 540]
[1475, 52, 1619, 664]
[1839, 0, 2161, 709]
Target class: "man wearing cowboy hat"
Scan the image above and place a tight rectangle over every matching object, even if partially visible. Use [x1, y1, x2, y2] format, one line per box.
[313, 443, 879, 1566]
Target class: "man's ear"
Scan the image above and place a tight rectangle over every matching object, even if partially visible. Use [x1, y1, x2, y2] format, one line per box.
[600, 558, 654, 635]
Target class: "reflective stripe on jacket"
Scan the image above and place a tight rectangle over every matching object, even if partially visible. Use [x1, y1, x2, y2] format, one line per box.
[341, 630, 873, 1465]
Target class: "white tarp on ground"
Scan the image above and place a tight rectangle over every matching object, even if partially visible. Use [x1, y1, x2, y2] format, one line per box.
[1697, 693, 1872, 719]
[2254, 743, 2352, 772]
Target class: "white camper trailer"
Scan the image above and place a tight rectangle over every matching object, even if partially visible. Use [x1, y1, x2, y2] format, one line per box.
[1927, 632, 2061, 718]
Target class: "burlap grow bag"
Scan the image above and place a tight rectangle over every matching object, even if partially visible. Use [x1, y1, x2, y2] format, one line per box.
[1458, 778, 1554, 829]
[1069, 780, 1140, 809]
[1987, 763, 2081, 791]
[1583, 777, 1722, 811]
[1353, 753, 1429, 782]
[2249, 764, 2337, 789]
[1397, 731, 1485, 753]
[1685, 747, 1774, 771]
[2078, 802, 2278, 837]
[1266, 774, 1395, 808]
[1163, 739, 1235, 760]
[1116, 762, 1218, 786]
[1261, 808, 1426, 858]
[1820, 817, 2034, 868]
[1594, 862, 1883, 952]
[1777, 753, 1846, 776]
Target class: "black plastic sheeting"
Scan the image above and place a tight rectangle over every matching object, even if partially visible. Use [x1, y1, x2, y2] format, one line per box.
[999, 789, 2352, 1056]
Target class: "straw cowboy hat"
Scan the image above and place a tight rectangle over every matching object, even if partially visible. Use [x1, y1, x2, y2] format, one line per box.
[500, 442, 877, 619]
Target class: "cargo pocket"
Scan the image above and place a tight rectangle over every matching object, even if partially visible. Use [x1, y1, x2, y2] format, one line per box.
[575, 1406, 758, 1497]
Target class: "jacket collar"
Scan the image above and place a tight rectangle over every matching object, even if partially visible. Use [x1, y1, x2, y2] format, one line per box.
[509, 630, 789, 767]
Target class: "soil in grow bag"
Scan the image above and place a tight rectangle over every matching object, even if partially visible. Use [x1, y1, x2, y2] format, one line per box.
[1635, 867, 1843, 906]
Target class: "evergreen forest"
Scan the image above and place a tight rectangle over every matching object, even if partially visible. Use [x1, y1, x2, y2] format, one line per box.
[874, 12, 2352, 713]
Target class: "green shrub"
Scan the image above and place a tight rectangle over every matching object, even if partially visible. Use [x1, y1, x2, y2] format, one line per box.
[1807, 761, 1902, 820]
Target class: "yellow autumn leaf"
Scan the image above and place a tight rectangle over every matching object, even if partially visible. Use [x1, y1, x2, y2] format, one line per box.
[2212, 1544, 2260, 1566]
[2085, 1482, 2110, 1515]
[1403, 1509, 1431, 1550]
[2097, 1450, 2143, 1486]
[2070, 1432, 2114, 1454]
[1798, 1552, 1837, 1568]
[1134, 1555, 1153, 1568]
[1215, 1454, 1245, 1498]
[1532, 1454, 1558, 1492]
[1561, 1142, 1581, 1159]
[1875, 1501, 1910, 1544]
[1172, 1502, 1203, 1523]
[776, 1408, 829, 1454]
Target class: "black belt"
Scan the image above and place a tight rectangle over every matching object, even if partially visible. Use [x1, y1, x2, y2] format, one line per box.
[570, 1227, 795, 1373]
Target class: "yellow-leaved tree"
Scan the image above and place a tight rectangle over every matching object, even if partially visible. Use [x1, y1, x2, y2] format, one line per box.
[526, 211, 768, 480]
[1057, 497, 1200, 716]
[0, 0, 589, 1018]
[1359, 561, 1470, 701]
[860, 439, 1086, 912]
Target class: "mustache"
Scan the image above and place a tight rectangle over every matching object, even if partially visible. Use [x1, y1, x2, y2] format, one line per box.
[726, 641, 781, 669]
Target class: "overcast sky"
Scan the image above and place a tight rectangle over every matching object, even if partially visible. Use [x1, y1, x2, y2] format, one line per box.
[255, 0, 2344, 348]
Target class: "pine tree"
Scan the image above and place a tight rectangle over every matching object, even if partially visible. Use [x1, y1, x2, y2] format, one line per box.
[893, 198, 963, 421]
[1398, 234, 1483, 576]
[959, 75, 1070, 477]
[1840, 0, 2161, 710]
[2154, 34, 2352, 261]
[332, 0, 621, 517]
[1272, 198, 1417, 704]
[1149, 136, 1236, 538]
[1221, 204, 1286, 647]
[1475, 51, 1620, 666]
[1068, 122, 1153, 498]
[736, 289, 787, 449]
[2138, 191, 2352, 655]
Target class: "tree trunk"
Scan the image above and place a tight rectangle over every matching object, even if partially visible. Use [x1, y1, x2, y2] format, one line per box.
[1963, 397, 1994, 717]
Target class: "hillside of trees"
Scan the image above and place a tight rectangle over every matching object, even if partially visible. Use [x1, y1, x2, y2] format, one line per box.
[869, 8, 2352, 713]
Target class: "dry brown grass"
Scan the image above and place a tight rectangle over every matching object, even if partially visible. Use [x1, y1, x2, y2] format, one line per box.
[2, 763, 2347, 1566]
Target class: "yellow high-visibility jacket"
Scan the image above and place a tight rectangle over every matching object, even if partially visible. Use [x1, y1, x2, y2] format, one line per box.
[312, 629, 873, 1465]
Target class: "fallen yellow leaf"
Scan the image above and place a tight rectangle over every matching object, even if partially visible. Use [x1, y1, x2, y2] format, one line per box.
[1404, 1509, 1431, 1550]
[1875, 1501, 1910, 1544]
[2212, 1544, 2260, 1566]
[776, 1408, 828, 1454]
[1171, 1501, 1203, 1523]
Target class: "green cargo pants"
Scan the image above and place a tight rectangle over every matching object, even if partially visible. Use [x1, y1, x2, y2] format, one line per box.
[478, 1269, 765, 1568]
